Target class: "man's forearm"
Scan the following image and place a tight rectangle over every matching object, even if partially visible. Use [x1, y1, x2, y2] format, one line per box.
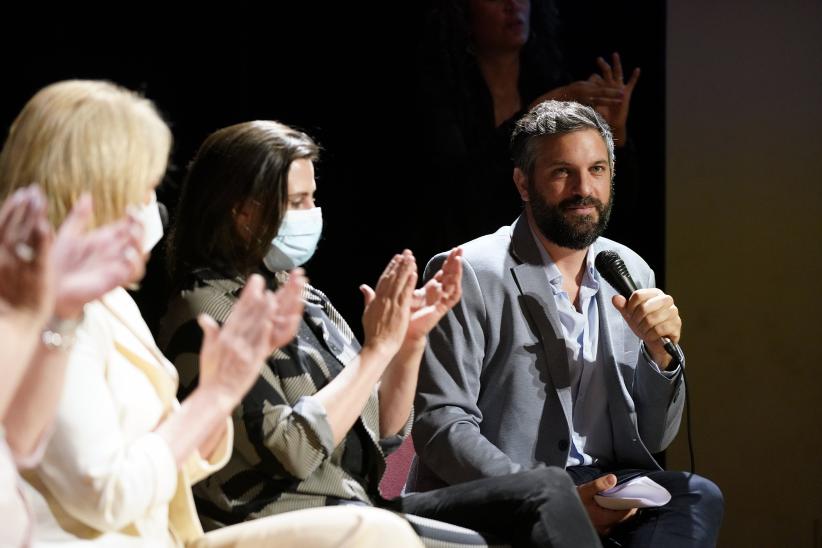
[633, 351, 685, 452]
[415, 412, 523, 485]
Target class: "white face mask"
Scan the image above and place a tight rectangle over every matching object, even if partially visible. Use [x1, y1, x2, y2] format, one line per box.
[263, 207, 323, 272]
[137, 191, 163, 253]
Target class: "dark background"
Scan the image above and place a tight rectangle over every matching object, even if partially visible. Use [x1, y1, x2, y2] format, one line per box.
[7, 5, 822, 544]
[1, 1, 665, 338]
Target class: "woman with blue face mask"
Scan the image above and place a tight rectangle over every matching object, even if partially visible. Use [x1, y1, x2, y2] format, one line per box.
[160, 121, 600, 548]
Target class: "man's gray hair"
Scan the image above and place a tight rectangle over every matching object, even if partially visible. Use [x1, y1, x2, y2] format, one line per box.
[510, 100, 615, 180]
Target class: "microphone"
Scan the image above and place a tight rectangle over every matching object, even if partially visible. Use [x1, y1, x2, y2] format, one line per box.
[594, 250, 681, 365]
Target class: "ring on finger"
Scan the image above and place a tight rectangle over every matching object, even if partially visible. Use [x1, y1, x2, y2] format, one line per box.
[14, 242, 35, 263]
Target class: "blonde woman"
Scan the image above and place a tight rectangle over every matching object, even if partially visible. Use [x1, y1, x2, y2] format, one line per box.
[0, 183, 146, 546]
[0, 80, 423, 548]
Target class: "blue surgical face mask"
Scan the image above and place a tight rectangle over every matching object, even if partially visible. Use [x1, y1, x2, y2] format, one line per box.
[263, 207, 323, 272]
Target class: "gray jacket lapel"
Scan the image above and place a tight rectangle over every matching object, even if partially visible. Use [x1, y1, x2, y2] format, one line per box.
[509, 216, 574, 438]
[595, 278, 635, 415]
[591, 239, 637, 404]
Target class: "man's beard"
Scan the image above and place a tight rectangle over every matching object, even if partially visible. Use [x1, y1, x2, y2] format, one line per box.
[530, 187, 613, 250]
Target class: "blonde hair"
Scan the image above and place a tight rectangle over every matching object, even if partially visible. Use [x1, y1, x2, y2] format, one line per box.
[0, 80, 171, 227]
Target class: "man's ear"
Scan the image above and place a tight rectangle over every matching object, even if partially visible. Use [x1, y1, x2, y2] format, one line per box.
[513, 168, 529, 202]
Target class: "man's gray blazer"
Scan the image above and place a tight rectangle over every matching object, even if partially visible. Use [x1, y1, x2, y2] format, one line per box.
[411, 215, 685, 491]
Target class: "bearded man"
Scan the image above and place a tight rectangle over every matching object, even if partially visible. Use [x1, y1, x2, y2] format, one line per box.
[410, 101, 723, 547]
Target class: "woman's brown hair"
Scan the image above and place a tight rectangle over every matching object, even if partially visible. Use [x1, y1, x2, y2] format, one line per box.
[168, 121, 319, 285]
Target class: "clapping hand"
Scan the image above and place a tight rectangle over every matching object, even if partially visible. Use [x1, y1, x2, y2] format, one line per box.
[197, 274, 278, 411]
[406, 247, 463, 342]
[51, 194, 145, 320]
[265, 268, 306, 351]
[359, 251, 417, 358]
[0, 185, 54, 323]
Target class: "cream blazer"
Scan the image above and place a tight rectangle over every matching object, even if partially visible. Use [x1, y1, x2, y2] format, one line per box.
[22, 288, 232, 547]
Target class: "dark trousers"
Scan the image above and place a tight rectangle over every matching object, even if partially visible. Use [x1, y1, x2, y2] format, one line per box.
[565, 466, 724, 548]
[382, 467, 602, 548]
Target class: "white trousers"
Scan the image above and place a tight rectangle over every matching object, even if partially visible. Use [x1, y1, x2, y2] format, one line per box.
[189, 506, 423, 548]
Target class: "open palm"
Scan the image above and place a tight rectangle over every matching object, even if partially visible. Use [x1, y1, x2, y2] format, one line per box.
[588, 52, 640, 143]
[51, 195, 145, 319]
[266, 269, 306, 350]
[0, 185, 54, 320]
[406, 247, 463, 342]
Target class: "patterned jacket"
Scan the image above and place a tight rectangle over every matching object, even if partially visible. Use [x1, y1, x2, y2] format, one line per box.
[158, 268, 411, 528]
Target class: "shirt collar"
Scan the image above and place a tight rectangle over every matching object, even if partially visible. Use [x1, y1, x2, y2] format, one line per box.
[528, 223, 600, 294]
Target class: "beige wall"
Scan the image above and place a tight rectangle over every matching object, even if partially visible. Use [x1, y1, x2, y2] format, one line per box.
[666, 1, 822, 546]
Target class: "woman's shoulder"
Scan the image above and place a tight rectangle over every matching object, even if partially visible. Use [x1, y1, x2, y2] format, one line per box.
[302, 281, 331, 306]
[77, 287, 143, 346]
[157, 270, 242, 351]
[177, 269, 244, 319]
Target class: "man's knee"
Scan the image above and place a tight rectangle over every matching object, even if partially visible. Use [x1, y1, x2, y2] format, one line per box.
[518, 467, 578, 500]
[690, 475, 724, 516]
[653, 471, 724, 521]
